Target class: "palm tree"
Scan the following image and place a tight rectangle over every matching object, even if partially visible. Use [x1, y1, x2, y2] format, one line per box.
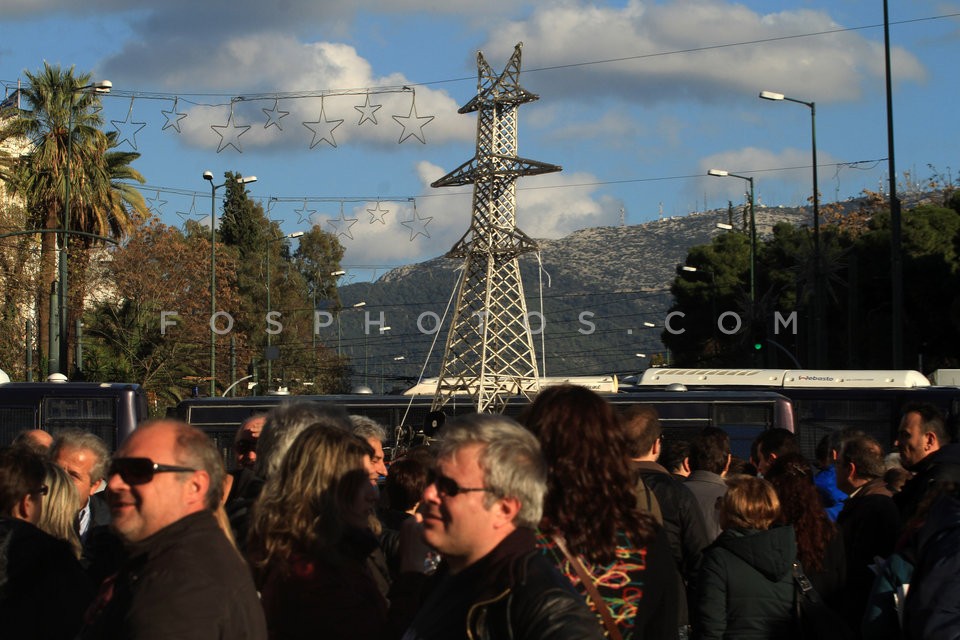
[67, 131, 148, 373]
[0, 63, 143, 375]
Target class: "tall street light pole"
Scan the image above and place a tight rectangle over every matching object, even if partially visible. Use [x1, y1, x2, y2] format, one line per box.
[60, 79, 111, 376]
[203, 171, 257, 396]
[883, 0, 903, 368]
[759, 90, 823, 366]
[707, 169, 756, 303]
[265, 230, 304, 392]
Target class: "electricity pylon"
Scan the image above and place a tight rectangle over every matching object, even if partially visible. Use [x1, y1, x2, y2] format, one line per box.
[430, 42, 561, 413]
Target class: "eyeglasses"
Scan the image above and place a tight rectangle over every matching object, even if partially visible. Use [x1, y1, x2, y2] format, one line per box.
[427, 469, 493, 498]
[235, 440, 257, 455]
[108, 457, 197, 485]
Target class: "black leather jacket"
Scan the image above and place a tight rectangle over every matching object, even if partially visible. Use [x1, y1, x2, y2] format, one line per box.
[403, 527, 603, 640]
[468, 548, 605, 640]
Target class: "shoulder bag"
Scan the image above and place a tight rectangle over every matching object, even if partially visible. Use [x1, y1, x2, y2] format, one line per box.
[552, 534, 623, 640]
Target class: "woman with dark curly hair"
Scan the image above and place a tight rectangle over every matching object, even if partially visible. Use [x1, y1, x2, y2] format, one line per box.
[764, 452, 847, 609]
[523, 385, 681, 640]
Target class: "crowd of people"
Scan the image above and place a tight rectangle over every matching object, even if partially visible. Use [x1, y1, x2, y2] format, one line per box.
[1, 388, 958, 639]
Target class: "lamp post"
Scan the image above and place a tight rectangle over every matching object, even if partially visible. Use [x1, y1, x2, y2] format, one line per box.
[265, 230, 304, 392]
[366, 325, 391, 389]
[203, 171, 257, 396]
[338, 300, 365, 358]
[682, 265, 718, 348]
[708, 169, 756, 303]
[883, 0, 903, 368]
[759, 89, 822, 366]
[59, 79, 111, 375]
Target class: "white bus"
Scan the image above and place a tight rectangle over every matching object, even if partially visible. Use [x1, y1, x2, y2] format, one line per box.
[633, 368, 957, 458]
[638, 369, 931, 389]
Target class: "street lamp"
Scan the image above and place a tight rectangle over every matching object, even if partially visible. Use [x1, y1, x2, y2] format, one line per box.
[203, 170, 257, 396]
[367, 325, 391, 390]
[338, 300, 365, 357]
[708, 168, 756, 303]
[681, 265, 718, 344]
[759, 89, 823, 365]
[59, 79, 111, 375]
[265, 230, 304, 392]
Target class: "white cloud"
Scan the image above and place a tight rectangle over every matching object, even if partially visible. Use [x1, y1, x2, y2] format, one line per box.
[333, 160, 616, 268]
[697, 146, 840, 205]
[482, 0, 926, 105]
[140, 35, 472, 151]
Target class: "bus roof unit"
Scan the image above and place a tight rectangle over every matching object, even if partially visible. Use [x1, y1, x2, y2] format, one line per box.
[639, 369, 930, 389]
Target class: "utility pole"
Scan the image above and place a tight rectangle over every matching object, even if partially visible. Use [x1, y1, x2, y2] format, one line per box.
[430, 43, 561, 413]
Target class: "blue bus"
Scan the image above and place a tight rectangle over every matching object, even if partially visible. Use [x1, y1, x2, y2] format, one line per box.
[172, 388, 793, 463]
[0, 381, 148, 450]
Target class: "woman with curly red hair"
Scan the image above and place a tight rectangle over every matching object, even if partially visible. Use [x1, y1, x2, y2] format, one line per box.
[523, 384, 681, 639]
[764, 451, 847, 610]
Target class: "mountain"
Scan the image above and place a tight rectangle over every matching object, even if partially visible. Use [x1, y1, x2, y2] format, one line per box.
[333, 204, 810, 391]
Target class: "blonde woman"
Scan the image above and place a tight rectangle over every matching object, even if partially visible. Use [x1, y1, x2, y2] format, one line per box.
[38, 460, 82, 558]
[248, 424, 406, 639]
[694, 476, 797, 639]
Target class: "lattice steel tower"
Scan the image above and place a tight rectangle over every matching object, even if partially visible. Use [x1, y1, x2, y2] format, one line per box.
[431, 43, 561, 413]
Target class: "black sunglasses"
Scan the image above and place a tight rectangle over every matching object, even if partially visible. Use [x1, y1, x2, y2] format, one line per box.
[109, 457, 197, 485]
[30, 485, 48, 497]
[235, 439, 257, 455]
[427, 468, 493, 498]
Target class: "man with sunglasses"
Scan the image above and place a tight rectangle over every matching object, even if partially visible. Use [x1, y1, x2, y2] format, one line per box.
[401, 414, 602, 640]
[0, 446, 94, 639]
[81, 420, 266, 640]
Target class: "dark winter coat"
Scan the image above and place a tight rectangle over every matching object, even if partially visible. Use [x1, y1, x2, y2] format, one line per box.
[836, 477, 899, 629]
[81, 510, 266, 640]
[895, 443, 960, 526]
[260, 526, 395, 640]
[694, 525, 797, 640]
[902, 493, 960, 640]
[0, 517, 94, 640]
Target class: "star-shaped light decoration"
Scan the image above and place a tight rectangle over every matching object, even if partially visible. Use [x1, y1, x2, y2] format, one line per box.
[354, 93, 382, 126]
[366, 201, 390, 224]
[175, 195, 199, 223]
[326, 204, 359, 240]
[303, 99, 344, 149]
[111, 98, 148, 150]
[211, 103, 251, 153]
[294, 200, 317, 225]
[400, 202, 433, 240]
[393, 95, 434, 144]
[161, 97, 188, 133]
[262, 99, 289, 130]
[146, 190, 168, 216]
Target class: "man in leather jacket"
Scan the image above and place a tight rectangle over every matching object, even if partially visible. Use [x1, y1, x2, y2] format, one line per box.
[81, 420, 266, 640]
[401, 414, 602, 640]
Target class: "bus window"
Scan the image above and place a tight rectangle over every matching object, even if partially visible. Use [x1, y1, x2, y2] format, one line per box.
[0, 383, 146, 451]
[0, 405, 38, 444]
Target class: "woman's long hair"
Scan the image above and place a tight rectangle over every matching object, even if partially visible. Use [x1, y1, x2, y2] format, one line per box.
[522, 385, 656, 563]
[247, 424, 372, 579]
[38, 461, 81, 559]
[765, 452, 836, 573]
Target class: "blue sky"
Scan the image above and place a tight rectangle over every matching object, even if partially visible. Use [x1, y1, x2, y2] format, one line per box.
[3, 0, 958, 283]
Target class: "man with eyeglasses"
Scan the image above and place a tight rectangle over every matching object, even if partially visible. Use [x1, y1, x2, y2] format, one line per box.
[401, 414, 602, 640]
[81, 420, 266, 640]
[0, 446, 93, 639]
